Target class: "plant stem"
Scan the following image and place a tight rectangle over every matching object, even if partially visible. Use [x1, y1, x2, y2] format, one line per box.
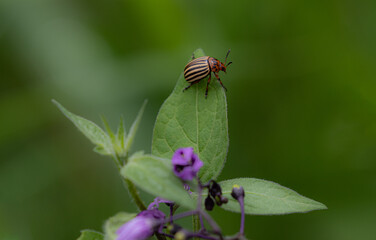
[238, 197, 245, 236]
[162, 210, 198, 227]
[199, 210, 222, 238]
[112, 154, 147, 211]
[197, 179, 206, 231]
[169, 204, 174, 223]
[124, 178, 147, 211]
[193, 177, 203, 239]
[193, 214, 200, 240]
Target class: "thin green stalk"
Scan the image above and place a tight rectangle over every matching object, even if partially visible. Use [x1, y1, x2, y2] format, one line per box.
[112, 154, 147, 211]
[112, 155, 165, 239]
[124, 178, 147, 211]
[193, 214, 200, 240]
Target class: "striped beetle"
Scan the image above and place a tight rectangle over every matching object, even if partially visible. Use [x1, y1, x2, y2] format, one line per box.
[183, 49, 232, 98]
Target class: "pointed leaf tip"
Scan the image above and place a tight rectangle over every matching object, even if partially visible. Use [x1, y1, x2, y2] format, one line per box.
[52, 100, 112, 155]
[101, 115, 117, 145]
[124, 99, 148, 152]
[219, 178, 327, 215]
[117, 115, 126, 150]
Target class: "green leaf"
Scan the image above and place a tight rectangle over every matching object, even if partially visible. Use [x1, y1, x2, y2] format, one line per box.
[121, 154, 195, 209]
[101, 115, 117, 146]
[77, 230, 104, 240]
[124, 100, 147, 152]
[152, 49, 229, 182]
[116, 116, 126, 150]
[52, 100, 112, 154]
[93, 146, 110, 156]
[103, 212, 137, 240]
[219, 178, 327, 215]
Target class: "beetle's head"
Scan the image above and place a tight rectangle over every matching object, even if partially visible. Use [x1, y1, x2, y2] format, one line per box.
[220, 61, 232, 73]
[219, 62, 227, 73]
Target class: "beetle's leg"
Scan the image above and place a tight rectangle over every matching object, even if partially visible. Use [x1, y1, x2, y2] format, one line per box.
[183, 81, 199, 92]
[205, 74, 212, 98]
[214, 73, 227, 91]
[183, 84, 193, 92]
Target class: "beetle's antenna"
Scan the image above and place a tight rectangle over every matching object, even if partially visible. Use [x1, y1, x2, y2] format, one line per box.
[226, 61, 233, 67]
[224, 49, 231, 65]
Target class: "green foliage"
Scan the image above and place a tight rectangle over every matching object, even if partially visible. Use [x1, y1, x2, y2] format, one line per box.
[152, 49, 229, 183]
[116, 116, 126, 153]
[219, 178, 327, 215]
[52, 100, 112, 155]
[77, 230, 104, 240]
[103, 212, 137, 240]
[53, 99, 146, 159]
[101, 116, 117, 149]
[121, 153, 195, 209]
[124, 100, 147, 156]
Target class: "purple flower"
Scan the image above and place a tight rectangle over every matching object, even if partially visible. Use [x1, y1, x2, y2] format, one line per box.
[172, 147, 203, 181]
[116, 209, 165, 240]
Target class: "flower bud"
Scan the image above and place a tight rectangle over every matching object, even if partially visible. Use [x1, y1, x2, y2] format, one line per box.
[116, 209, 165, 240]
[209, 181, 222, 198]
[205, 196, 215, 211]
[231, 184, 245, 200]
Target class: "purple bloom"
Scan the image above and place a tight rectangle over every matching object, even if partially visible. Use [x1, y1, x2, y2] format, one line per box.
[172, 147, 203, 181]
[116, 209, 165, 240]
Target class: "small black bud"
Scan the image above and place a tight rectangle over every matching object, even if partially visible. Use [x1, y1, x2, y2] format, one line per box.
[205, 196, 215, 211]
[231, 184, 245, 200]
[210, 181, 222, 198]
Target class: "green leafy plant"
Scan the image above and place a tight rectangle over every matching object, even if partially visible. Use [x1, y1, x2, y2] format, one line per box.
[54, 49, 326, 240]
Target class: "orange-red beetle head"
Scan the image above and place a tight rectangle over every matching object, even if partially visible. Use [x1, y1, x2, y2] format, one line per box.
[220, 62, 227, 73]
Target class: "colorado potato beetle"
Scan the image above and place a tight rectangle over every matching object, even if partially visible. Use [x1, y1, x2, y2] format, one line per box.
[183, 49, 232, 98]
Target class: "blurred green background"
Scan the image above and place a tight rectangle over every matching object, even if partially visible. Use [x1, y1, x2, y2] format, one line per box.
[1, 0, 376, 239]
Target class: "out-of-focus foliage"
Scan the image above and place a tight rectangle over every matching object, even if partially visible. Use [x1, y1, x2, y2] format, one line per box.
[1, 0, 376, 240]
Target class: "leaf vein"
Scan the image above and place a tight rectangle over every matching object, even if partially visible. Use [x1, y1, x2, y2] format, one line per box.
[174, 117, 197, 146]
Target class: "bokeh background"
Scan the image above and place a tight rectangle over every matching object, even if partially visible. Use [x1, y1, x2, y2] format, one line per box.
[1, 0, 376, 239]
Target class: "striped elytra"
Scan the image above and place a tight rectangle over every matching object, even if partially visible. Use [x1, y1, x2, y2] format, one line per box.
[184, 56, 210, 83]
[183, 50, 232, 98]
